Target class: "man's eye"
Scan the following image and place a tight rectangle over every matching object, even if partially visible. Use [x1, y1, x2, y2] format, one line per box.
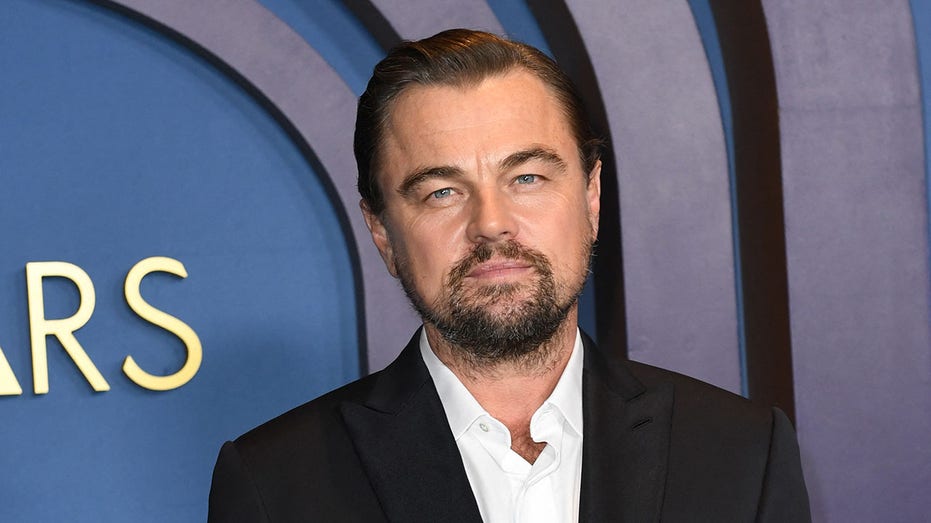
[430, 187, 453, 199]
[516, 174, 537, 184]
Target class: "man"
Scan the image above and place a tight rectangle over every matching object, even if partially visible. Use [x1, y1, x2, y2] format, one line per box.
[209, 29, 810, 522]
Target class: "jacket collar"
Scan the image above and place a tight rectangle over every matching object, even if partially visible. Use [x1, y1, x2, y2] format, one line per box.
[340, 329, 672, 522]
[580, 332, 672, 522]
[339, 330, 484, 522]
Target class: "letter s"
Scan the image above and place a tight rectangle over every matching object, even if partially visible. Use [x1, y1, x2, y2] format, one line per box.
[123, 257, 202, 391]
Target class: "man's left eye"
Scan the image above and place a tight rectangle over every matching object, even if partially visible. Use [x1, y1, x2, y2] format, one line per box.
[430, 187, 453, 199]
[516, 174, 537, 184]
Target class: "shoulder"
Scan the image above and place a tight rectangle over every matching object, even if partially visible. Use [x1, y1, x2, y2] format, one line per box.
[623, 358, 773, 429]
[583, 334, 775, 433]
[209, 371, 389, 521]
[234, 370, 381, 455]
[209, 375, 391, 521]
[231, 331, 431, 462]
[208, 336, 429, 520]
[234, 331, 427, 451]
[615, 359, 807, 519]
[584, 337, 786, 455]
[628, 359, 795, 473]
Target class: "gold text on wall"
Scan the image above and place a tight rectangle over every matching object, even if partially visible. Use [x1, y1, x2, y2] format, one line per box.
[0, 256, 202, 395]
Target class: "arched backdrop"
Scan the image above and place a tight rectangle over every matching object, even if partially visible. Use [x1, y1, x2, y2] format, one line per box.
[0, 1, 928, 521]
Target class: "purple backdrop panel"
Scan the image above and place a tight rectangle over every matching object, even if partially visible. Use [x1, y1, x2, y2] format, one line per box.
[564, 0, 741, 392]
[763, 1, 931, 520]
[115, 0, 420, 372]
[366, 0, 504, 40]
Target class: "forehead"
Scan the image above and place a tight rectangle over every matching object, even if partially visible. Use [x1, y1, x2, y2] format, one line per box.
[379, 70, 575, 174]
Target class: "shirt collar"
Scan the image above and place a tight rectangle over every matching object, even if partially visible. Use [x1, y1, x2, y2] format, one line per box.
[543, 329, 584, 436]
[419, 328, 585, 440]
[420, 332, 485, 440]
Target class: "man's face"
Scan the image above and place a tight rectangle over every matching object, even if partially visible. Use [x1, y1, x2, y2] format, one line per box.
[362, 70, 601, 361]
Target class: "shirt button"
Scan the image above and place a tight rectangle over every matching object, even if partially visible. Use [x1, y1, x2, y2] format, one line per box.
[479, 422, 489, 432]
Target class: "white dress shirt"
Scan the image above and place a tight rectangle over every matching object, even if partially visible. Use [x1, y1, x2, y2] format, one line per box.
[420, 330, 584, 523]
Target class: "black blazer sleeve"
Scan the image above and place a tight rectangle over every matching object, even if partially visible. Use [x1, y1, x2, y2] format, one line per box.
[208, 441, 270, 523]
[756, 408, 811, 522]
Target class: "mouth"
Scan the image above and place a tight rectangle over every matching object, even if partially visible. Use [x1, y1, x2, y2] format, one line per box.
[445, 240, 548, 288]
[466, 259, 534, 280]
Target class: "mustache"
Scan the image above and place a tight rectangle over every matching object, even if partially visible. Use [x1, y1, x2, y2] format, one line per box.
[446, 240, 551, 285]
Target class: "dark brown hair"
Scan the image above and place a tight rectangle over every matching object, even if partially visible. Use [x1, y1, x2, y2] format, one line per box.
[354, 28, 602, 215]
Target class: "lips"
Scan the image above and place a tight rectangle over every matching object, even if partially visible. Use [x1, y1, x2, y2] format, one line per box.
[466, 259, 534, 279]
[446, 240, 549, 288]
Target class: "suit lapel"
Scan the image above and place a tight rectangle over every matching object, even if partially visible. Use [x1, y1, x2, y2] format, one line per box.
[340, 332, 483, 523]
[580, 335, 673, 522]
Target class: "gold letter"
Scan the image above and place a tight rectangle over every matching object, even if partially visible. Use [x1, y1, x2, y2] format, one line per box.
[123, 257, 202, 391]
[0, 342, 23, 396]
[26, 261, 109, 394]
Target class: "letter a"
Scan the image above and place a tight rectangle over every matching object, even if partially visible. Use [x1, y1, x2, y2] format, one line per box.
[0, 342, 23, 395]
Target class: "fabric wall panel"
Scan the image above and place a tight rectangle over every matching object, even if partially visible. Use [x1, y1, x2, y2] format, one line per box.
[762, 1, 931, 520]
[561, 0, 742, 393]
[362, 0, 503, 40]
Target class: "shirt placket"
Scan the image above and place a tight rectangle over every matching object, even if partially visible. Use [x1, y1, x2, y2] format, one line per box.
[513, 407, 564, 523]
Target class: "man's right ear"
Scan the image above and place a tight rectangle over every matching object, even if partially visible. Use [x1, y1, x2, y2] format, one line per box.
[360, 200, 398, 278]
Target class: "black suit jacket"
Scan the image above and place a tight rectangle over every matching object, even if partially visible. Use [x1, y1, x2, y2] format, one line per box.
[209, 332, 810, 522]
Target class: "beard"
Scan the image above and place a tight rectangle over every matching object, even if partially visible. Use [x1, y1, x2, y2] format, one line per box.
[395, 239, 591, 366]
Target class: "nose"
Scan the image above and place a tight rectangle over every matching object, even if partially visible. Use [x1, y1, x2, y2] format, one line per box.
[465, 189, 519, 243]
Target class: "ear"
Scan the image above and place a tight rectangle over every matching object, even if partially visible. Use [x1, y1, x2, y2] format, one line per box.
[586, 160, 602, 238]
[360, 200, 399, 278]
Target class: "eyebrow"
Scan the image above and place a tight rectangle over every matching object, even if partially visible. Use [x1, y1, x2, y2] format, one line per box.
[498, 146, 568, 173]
[397, 165, 465, 197]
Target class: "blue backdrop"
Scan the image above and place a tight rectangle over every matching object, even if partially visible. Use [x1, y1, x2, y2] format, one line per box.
[1, 1, 358, 520]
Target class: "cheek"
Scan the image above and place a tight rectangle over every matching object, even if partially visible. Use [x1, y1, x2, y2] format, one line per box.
[395, 219, 464, 289]
[405, 210, 470, 254]
[545, 192, 593, 238]
[545, 203, 596, 271]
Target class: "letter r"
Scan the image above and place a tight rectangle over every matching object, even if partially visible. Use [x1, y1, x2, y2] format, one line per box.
[26, 261, 110, 394]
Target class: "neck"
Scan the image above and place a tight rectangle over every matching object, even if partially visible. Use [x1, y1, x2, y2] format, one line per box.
[424, 309, 578, 462]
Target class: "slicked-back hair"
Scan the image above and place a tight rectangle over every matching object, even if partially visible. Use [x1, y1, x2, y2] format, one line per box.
[354, 28, 602, 215]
